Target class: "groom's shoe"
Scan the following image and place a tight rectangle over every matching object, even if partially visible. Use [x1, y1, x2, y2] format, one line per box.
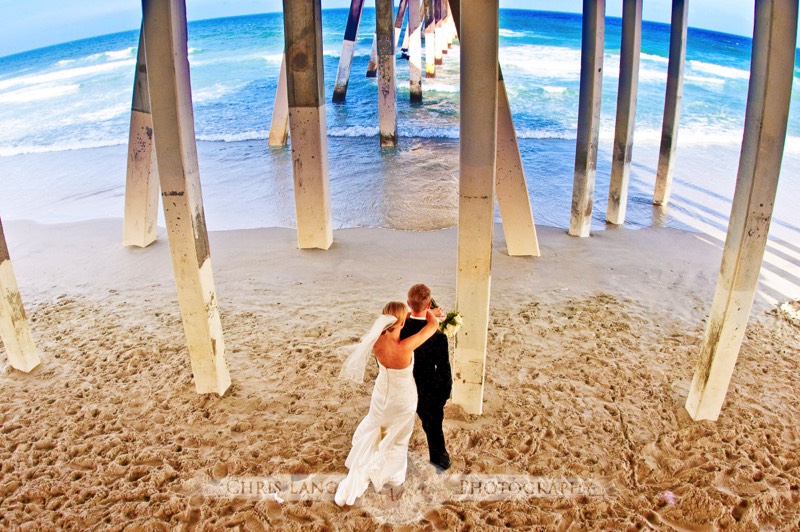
[431, 452, 451, 471]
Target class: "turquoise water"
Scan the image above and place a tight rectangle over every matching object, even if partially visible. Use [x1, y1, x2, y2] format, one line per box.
[0, 8, 798, 236]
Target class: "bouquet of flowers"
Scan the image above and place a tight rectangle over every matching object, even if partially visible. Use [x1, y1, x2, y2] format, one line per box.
[439, 310, 463, 336]
[431, 299, 463, 336]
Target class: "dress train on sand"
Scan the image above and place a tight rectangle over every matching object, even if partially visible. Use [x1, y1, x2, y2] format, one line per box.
[335, 355, 417, 506]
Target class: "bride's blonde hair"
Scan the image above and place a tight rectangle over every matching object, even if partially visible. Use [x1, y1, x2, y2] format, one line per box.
[382, 301, 407, 332]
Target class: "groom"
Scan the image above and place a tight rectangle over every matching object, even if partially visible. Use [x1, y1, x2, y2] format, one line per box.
[400, 283, 452, 470]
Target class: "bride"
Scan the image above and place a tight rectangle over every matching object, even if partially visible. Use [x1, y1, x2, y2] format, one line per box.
[335, 301, 439, 507]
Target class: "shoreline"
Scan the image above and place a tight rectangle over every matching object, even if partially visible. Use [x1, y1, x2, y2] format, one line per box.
[1, 217, 796, 315]
[1, 137, 799, 236]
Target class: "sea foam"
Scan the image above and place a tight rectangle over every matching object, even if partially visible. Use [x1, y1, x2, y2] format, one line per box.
[0, 59, 135, 91]
[499, 45, 581, 79]
[0, 84, 80, 103]
[688, 60, 750, 80]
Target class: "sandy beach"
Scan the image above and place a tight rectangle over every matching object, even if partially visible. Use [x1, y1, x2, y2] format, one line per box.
[0, 219, 798, 529]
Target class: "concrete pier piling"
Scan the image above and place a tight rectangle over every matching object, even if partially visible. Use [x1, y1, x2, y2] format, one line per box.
[569, 0, 605, 238]
[654, 0, 689, 207]
[141, 0, 231, 395]
[332, 0, 366, 103]
[685, 0, 797, 421]
[453, 0, 500, 416]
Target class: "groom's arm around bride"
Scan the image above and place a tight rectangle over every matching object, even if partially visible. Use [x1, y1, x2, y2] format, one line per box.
[400, 283, 452, 471]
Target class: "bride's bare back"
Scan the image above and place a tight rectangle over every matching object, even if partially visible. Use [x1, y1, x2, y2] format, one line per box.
[375, 309, 439, 369]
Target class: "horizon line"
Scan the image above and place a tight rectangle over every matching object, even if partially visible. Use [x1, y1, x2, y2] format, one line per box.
[0, 7, 766, 62]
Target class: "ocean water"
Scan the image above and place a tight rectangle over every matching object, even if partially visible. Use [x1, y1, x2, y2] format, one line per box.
[0, 8, 798, 245]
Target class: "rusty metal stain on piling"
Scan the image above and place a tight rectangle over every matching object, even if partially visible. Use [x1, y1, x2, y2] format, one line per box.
[5, 290, 29, 325]
[377, 35, 393, 55]
[697, 320, 723, 388]
[290, 48, 309, 72]
[0, 219, 10, 263]
[194, 207, 211, 266]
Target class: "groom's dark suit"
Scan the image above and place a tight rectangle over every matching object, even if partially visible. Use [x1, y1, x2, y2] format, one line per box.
[401, 316, 452, 468]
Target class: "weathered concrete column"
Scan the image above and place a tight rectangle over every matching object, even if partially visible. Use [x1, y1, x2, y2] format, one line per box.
[439, 0, 449, 55]
[606, 0, 642, 225]
[409, 0, 423, 102]
[569, 0, 605, 238]
[434, 0, 444, 65]
[496, 73, 540, 257]
[367, 34, 378, 78]
[401, 8, 411, 53]
[423, 0, 436, 78]
[0, 218, 40, 373]
[394, 0, 409, 49]
[653, 0, 689, 206]
[445, 0, 456, 47]
[376, 0, 398, 147]
[283, 0, 334, 249]
[685, 0, 797, 422]
[332, 0, 366, 103]
[268, 54, 290, 147]
[123, 29, 159, 248]
[453, 0, 499, 416]
[142, 0, 231, 395]
[450, 0, 539, 257]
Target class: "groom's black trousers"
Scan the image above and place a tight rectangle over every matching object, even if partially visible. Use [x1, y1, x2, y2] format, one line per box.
[417, 393, 449, 460]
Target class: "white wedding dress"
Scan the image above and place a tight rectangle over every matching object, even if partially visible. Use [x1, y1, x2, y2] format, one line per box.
[335, 353, 418, 507]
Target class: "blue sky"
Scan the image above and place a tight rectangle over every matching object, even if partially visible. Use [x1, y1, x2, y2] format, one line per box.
[0, 0, 763, 58]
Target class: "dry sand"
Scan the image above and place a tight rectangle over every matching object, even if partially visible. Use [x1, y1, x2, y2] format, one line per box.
[0, 219, 798, 529]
